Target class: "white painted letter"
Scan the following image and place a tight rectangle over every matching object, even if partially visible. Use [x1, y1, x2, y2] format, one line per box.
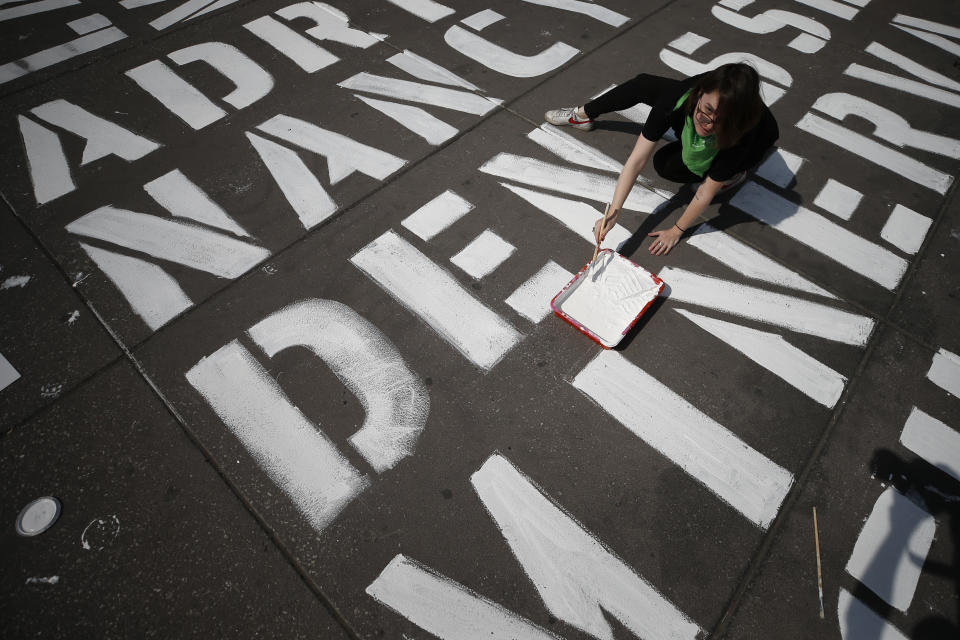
[444, 21, 578, 78]
[276, 2, 382, 48]
[472, 454, 701, 640]
[168, 42, 274, 110]
[247, 299, 429, 473]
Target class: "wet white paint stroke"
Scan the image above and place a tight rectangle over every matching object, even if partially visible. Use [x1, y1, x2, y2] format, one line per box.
[688, 223, 836, 299]
[350, 230, 522, 371]
[892, 14, 960, 39]
[387, 50, 480, 91]
[450, 229, 516, 279]
[243, 16, 338, 73]
[730, 180, 908, 290]
[339, 73, 498, 115]
[401, 190, 474, 241]
[813, 178, 862, 221]
[659, 47, 789, 106]
[461, 9, 503, 31]
[144, 169, 249, 237]
[845, 64, 960, 109]
[893, 24, 960, 58]
[528, 125, 621, 172]
[837, 589, 909, 640]
[17, 115, 74, 204]
[257, 114, 406, 184]
[354, 95, 458, 145]
[68, 14, 112, 35]
[186, 341, 370, 533]
[792, 0, 856, 20]
[864, 42, 960, 93]
[367, 555, 561, 640]
[675, 309, 846, 408]
[880, 204, 931, 255]
[499, 183, 631, 251]
[754, 148, 804, 188]
[505, 260, 574, 323]
[248, 299, 429, 473]
[0, 27, 127, 84]
[66, 206, 270, 278]
[125, 60, 227, 130]
[573, 351, 794, 528]
[444, 25, 578, 78]
[80, 243, 192, 331]
[0, 353, 20, 393]
[472, 454, 702, 640]
[518, 0, 629, 28]
[796, 112, 952, 195]
[669, 31, 709, 54]
[788, 33, 825, 54]
[0, 0, 79, 22]
[149, 0, 222, 30]
[927, 348, 960, 399]
[1, 275, 31, 289]
[900, 407, 960, 484]
[718, 0, 753, 11]
[246, 132, 336, 230]
[481, 153, 669, 213]
[30, 99, 159, 165]
[812, 93, 960, 158]
[845, 487, 935, 612]
[168, 42, 273, 110]
[25, 576, 59, 585]
[658, 267, 875, 346]
[384, 0, 454, 24]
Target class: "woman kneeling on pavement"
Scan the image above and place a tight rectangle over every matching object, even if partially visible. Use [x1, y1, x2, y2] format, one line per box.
[545, 63, 779, 256]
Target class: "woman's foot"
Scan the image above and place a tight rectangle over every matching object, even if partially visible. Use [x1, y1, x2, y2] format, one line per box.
[544, 106, 595, 131]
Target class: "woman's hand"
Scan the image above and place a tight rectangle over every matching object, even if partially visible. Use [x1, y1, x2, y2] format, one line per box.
[647, 225, 683, 255]
[593, 210, 619, 244]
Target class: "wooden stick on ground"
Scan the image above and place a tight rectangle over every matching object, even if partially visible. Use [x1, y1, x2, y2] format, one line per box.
[813, 506, 825, 619]
[592, 203, 611, 263]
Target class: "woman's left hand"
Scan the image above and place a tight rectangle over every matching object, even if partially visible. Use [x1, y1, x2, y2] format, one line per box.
[648, 226, 683, 256]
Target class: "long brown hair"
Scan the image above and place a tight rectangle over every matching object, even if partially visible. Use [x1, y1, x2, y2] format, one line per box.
[683, 63, 763, 149]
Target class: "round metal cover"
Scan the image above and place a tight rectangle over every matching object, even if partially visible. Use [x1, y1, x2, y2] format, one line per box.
[16, 496, 61, 537]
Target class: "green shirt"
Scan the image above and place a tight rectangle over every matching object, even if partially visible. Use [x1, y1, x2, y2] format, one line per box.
[675, 91, 718, 177]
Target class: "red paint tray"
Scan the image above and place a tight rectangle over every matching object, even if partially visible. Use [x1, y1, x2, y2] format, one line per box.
[551, 249, 664, 349]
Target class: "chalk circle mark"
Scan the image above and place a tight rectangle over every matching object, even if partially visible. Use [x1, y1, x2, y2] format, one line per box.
[16, 496, 61, 537]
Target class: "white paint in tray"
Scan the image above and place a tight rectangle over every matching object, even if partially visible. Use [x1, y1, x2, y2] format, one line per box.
[366, 554, 560, 640]
[572, 351, 794, 529]
[927, 348, 960, 398]
[845, 487, 935, 611]
[556, 251, 660, 346]
[505, 260, 574, 323]
[900, 406, 960, 484]
[450, 229, 515, 279]
[472, 453, 701, 640]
